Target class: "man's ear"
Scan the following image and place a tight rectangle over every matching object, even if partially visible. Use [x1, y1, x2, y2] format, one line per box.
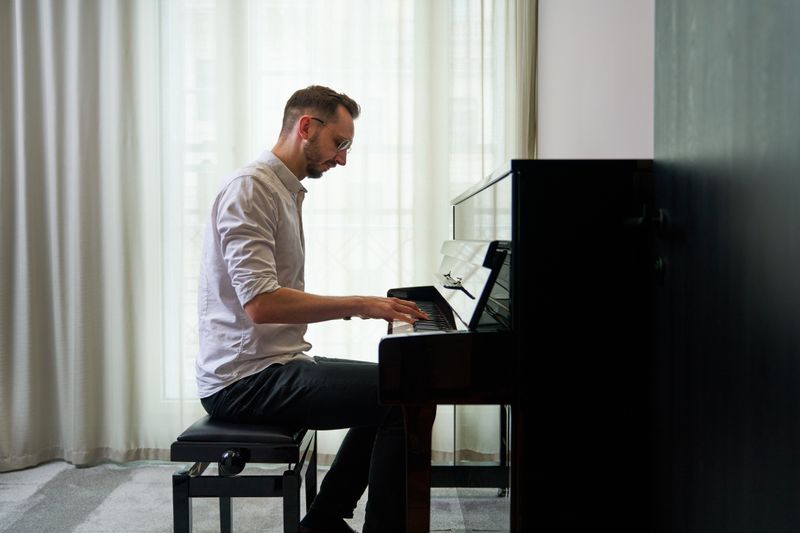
[297, 115, 313, 141]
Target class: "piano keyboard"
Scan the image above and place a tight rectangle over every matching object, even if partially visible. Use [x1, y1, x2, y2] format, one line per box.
[390, 300, 457, 334]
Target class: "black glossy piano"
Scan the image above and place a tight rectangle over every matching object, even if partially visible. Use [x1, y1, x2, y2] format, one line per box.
[379, 159, 655, 532]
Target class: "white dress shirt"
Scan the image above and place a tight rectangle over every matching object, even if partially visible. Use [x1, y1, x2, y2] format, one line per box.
[196, 150, 313, 398]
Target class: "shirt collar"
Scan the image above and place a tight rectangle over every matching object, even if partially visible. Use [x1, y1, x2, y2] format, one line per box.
[258, 149, 308, 196]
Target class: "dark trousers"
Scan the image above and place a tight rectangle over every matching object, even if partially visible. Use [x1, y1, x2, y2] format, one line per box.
[201, 356, 405, 533]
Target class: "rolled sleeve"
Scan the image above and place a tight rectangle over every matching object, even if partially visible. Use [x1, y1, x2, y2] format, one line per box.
[216, 176, 282, 306]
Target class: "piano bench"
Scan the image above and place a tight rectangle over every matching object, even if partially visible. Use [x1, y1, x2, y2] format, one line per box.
[170, 415, 317, 533]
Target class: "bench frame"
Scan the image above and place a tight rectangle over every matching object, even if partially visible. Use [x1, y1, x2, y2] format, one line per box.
[171, 422, 317, 533]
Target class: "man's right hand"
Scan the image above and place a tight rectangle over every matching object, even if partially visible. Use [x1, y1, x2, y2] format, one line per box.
[356, 296, 429, 324]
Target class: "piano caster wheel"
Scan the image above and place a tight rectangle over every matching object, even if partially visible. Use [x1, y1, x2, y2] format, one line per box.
[497, 488, 508, 497]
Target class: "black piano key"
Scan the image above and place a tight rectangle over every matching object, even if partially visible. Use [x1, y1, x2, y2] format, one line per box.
[411, 300, 455, 332]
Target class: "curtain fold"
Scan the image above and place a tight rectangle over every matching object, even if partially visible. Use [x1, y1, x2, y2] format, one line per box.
[0, 0, 536, 472]
[0, 0, 172, 472]
[513, 0, 538, 159]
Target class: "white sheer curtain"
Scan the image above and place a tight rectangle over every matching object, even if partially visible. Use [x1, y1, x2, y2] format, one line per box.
[0, 0, 535, 471]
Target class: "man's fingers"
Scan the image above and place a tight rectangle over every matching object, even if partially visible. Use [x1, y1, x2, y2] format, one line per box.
[360, 297, 429, 323]
[393, 313, 416, 325]
[391, 298, 429, 320]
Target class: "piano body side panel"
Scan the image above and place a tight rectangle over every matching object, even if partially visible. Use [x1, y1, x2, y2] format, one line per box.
[378, 330, 514, 405]
[511, 159, 654, 531]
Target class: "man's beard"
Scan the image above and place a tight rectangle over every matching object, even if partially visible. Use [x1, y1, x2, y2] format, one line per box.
[303, 135, 329, 179]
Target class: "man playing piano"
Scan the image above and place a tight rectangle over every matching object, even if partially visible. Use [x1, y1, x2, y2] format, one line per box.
[195, 85, 427, 533]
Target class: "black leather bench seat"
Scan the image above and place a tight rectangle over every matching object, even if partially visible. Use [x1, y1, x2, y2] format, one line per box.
[172, 416, 307, 464]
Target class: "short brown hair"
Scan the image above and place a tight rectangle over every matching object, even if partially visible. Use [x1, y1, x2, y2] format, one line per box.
[280, 85, 360, 137]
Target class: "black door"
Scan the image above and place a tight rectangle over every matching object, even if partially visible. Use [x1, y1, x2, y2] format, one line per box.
[653, 2, 800, 531]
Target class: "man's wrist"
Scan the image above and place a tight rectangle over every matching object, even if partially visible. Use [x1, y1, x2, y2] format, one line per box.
[349, 295, 368, 318]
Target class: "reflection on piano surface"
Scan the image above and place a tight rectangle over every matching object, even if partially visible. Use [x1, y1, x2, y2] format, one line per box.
[379, 159, 654, 532]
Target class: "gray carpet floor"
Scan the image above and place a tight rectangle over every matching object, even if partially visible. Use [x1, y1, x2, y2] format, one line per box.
[0, 461, 510, 532]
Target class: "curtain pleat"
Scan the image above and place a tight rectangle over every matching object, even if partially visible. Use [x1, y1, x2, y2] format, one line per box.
[0, 0, 173, 472]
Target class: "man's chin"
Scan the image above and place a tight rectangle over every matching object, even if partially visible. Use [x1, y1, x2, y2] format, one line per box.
[307, 163, 334, 179]
[306, 167, 324, 179]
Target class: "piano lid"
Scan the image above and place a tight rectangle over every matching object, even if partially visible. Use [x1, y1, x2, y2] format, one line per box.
[450, 162, 514, 206]
[434, 239, 509, 330]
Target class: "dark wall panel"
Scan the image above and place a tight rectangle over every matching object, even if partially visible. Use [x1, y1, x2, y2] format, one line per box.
[654, 1, 800, 532]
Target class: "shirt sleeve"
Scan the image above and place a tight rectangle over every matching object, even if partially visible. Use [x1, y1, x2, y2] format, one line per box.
[214, 175, 281, 307]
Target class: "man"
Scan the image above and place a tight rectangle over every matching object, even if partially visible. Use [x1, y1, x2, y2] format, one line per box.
[196, 85, 427, 533]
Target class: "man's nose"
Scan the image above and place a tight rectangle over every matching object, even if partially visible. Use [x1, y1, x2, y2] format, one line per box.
[334, 150, 347, 166]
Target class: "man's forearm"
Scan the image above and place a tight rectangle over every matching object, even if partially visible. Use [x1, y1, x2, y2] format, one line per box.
[244, 287, 365, 324]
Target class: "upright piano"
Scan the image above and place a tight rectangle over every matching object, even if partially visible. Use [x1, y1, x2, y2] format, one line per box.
[379, 159, 655, 532]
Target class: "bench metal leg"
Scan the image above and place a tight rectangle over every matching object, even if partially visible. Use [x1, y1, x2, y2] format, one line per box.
[283, 470, 300, 532]
[220, 496, 232, 533]
[172, 471, 192, 533]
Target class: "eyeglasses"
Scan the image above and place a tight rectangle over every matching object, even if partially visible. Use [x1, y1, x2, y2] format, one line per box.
[309, 116, 353, 153]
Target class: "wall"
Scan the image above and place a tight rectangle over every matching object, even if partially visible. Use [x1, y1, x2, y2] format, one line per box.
[653, 1, 800, 532]
[537, 0, 654, 158]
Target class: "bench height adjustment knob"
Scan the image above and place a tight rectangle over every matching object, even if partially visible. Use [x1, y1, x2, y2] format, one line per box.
[218, 448, 247, 476]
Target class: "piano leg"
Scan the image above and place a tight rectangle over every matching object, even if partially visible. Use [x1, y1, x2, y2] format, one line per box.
[402, 404, 437, 533]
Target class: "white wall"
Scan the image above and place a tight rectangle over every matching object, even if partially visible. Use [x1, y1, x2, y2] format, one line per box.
[537, 0, 654, 158]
